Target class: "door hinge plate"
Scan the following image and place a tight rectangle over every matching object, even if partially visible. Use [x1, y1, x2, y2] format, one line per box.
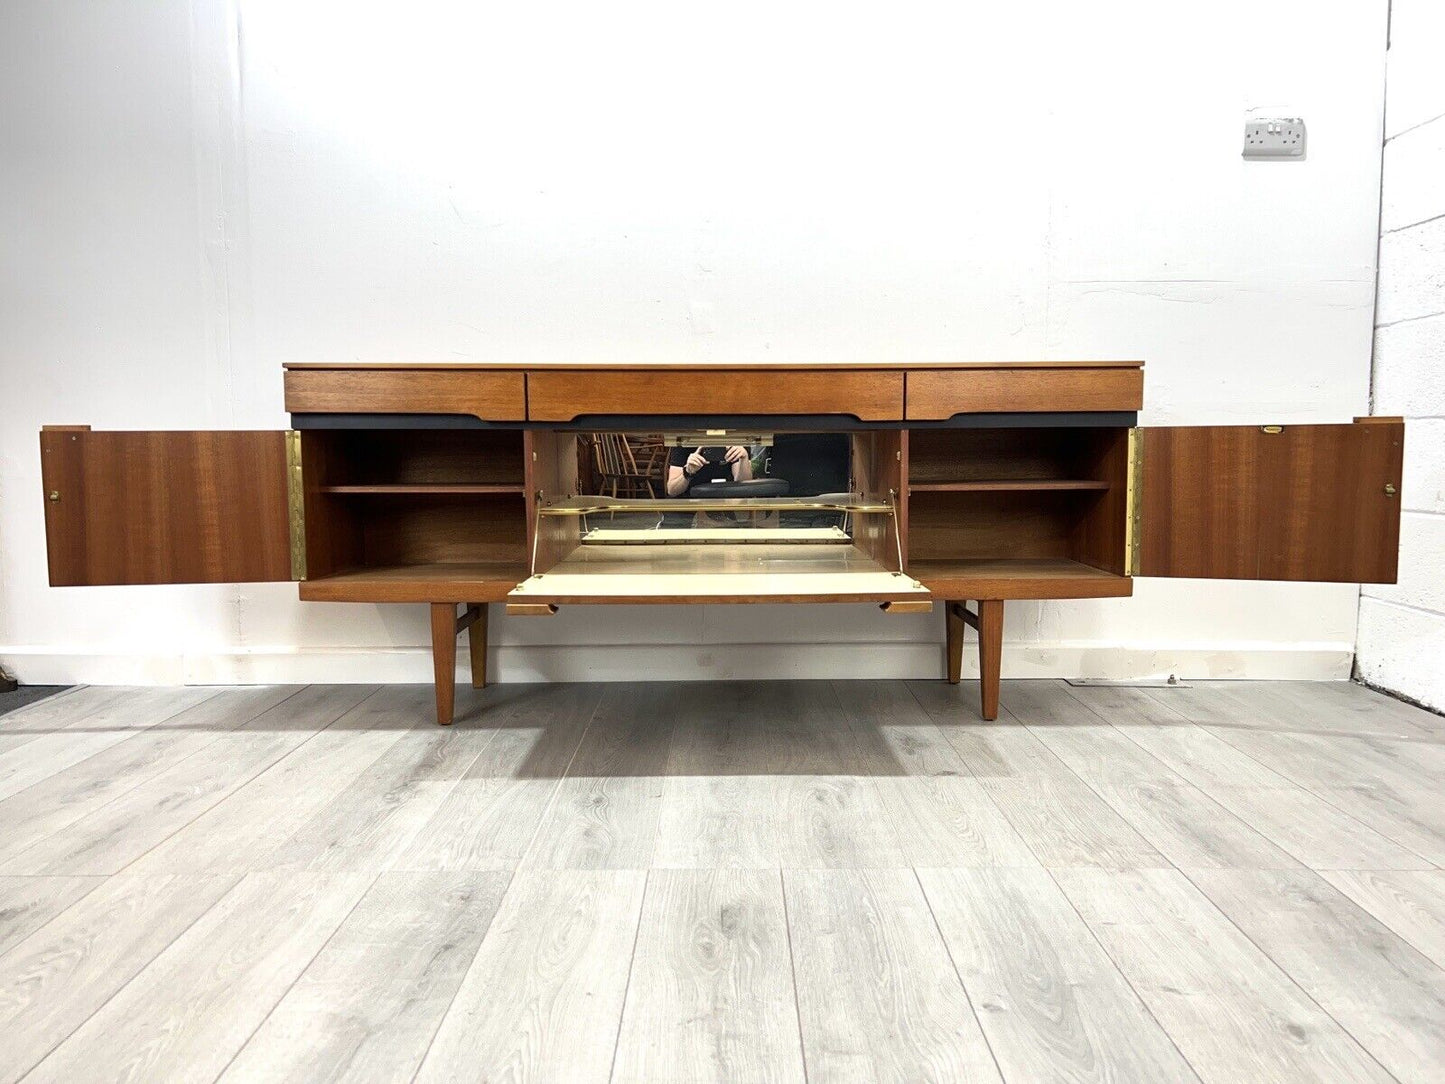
[286, 430, 307, 581]
[1125, 427, 1143, 575]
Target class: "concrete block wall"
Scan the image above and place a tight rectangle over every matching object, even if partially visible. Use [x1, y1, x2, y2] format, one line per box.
[1358, 0, 1445, 710]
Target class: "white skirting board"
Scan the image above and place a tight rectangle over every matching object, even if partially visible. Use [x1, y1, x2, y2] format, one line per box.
[1065, 677, 1193, 688]
[2, 642, 1355, 686]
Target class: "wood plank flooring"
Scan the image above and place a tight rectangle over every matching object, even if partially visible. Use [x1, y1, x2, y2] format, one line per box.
[0, 678, 1441, 1082]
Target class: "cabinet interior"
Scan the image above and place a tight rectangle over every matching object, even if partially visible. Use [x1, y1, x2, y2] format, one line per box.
[906, 426, 1131, 580]
[296, 424, 1132, 598]
[299, 429, 530, 586]
[502, 428, 928, 605]
[309, 429, 525, 489]
[521, 429, 903, 586]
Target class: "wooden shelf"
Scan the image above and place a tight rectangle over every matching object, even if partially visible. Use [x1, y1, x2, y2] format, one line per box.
[907, 480, 1111, 493]
[299, 562, 527, 603]
[908, 558, 1132, 600]
[319, 483, 524, 495]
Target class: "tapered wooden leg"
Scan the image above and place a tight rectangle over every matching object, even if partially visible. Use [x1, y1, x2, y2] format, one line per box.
[976, 599, 1004, 721]
[430, 603, 457, 726]
[467, 603, 488, 688]
[945, 600, 965, 684]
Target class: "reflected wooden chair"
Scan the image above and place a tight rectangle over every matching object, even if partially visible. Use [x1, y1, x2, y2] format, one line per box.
[591, 433, 661, 499]
[631, 434, 666, 493]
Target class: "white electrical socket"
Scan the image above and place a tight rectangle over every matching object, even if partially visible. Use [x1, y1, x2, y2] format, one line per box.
[1243, 117, 1306, 158]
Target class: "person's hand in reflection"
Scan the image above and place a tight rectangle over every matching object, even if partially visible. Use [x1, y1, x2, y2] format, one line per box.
[723, 445, 753, 480]
[667, 444, 755, 497]
[668, 447, 710, 497]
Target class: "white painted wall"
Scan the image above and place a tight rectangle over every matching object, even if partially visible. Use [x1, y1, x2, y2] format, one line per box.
[1356, 0, 1445, 711]
[1, 0, 1391, 685]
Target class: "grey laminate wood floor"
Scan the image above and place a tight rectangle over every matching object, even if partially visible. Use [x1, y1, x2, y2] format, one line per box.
[0, 679, 1442, 1083]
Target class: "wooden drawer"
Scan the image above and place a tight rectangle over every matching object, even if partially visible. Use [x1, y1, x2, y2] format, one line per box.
[906, 366, 1143, 419]
[284, 368, 527, 421]
[525, 368, 905, 422]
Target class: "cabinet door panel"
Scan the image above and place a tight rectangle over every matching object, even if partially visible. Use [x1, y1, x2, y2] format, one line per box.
[1137, 426, 1260, 579]
[1139, 421, 1403, 583]
[40, 429, 294, 586]
[1259, 420, 1403, 582]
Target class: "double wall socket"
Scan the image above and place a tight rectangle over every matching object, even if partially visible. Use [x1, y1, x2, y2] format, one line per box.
[1243, 117, 1306, 158]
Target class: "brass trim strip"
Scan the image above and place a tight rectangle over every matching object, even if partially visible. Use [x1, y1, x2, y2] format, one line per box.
[581, 527, 851, 544]
[1125, 427, 1143, 576]
[537, 495, 892, 516]
[285, 429, 307, 581]
[661, 432, 774, 447]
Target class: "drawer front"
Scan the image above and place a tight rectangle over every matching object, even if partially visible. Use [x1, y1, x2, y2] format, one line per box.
[906, 367, 1143, 419]
[525, 369, 905, 421]
[284, 369, 527, 421]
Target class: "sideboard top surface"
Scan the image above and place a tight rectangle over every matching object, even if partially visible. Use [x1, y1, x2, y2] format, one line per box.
[282, 360, 1145, 372]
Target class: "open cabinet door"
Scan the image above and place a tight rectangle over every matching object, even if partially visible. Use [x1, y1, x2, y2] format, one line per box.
[40, 428, 297, 586]
[1137, 419, 1403, 583]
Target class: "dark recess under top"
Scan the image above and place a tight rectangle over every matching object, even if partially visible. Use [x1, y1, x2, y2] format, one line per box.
[290, 411, 1139, 431]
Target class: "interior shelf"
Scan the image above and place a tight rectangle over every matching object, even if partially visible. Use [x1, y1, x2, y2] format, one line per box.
[319, 483, 525, 495]
[907, 480, 1110, 493]
[907, 557, 1132, 600]
[299, 561, 528, 603]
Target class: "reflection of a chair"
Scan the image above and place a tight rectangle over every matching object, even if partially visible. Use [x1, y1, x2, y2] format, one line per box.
[632, 435, 666, 489]
[590, 433, 662, 499]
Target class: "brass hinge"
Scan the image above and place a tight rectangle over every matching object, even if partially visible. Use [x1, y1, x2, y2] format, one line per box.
[1124, 427, 1143, 575]
[285, 430, 307, 581]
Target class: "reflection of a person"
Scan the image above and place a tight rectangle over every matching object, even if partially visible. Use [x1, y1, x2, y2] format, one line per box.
[665, 445, 752, 497]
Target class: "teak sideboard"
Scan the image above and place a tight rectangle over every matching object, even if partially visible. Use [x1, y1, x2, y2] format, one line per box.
[39, 362, 1404, 725]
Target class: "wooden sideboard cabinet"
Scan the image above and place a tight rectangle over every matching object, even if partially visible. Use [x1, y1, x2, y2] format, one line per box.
[40, 362, 1404, 725]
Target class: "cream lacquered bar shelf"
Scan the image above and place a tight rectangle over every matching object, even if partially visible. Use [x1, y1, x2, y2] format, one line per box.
[506, 542, 930, 608]
[580, 527, 852, 545]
